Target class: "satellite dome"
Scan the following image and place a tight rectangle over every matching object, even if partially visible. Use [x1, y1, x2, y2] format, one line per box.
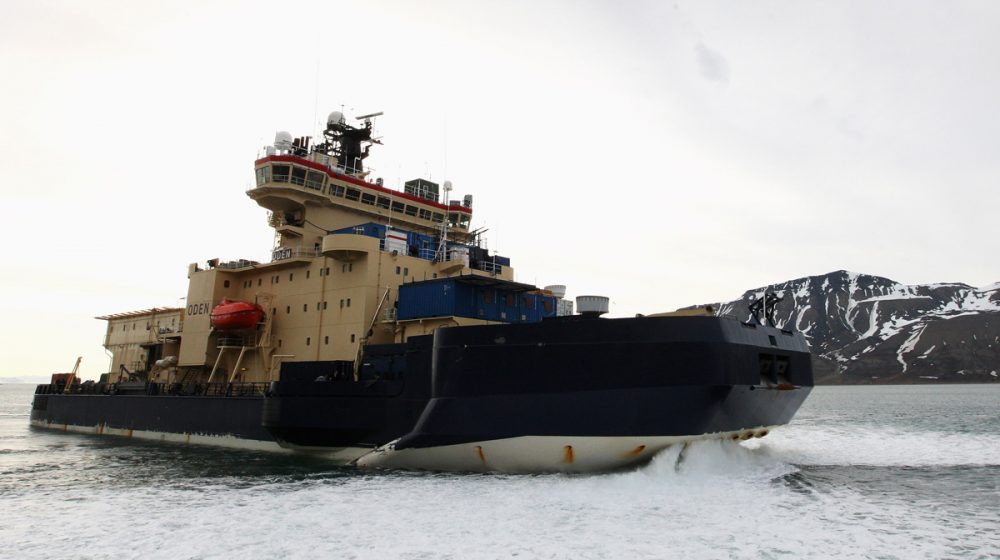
[274, 131, 292, 150]
[327, 111, 345, 125]
[443, 180, 453, 191]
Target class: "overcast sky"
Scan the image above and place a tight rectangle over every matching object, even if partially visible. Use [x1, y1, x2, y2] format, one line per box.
[2, 0, 999, 378]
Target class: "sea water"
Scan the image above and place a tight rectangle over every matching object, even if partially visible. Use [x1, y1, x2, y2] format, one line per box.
[1, 384, 997, 559]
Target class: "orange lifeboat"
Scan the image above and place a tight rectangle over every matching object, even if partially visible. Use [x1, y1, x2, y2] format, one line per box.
[210, 299, 265, 331]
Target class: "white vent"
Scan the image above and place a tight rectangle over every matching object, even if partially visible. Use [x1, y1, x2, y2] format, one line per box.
[576, 295, 609, 316]
[544, 284, 567, 299]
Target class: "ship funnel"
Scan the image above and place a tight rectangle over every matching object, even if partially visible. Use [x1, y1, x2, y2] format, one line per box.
[576, 295, 609, 317]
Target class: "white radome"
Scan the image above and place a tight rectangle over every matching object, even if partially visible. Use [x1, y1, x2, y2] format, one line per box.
[274, 131, 293, 150]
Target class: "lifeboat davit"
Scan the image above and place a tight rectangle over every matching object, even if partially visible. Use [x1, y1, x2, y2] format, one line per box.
[210, 299, 265, 331]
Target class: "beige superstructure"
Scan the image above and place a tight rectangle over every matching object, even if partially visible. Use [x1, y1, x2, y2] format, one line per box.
[101, 114, 517, 386]
[99, 308, 183, 380]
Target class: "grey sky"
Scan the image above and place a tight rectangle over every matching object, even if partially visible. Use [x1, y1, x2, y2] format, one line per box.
[2, 0, 999, 377]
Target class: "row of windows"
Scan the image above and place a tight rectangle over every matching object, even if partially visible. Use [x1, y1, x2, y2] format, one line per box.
[274, 299, 351, 315]
[258, 165, 325, 191]
[276, 333, 356, 348]
[238, 264, 353, 289]
[256, 164, 470, 227]
[109, 318, 177, 333]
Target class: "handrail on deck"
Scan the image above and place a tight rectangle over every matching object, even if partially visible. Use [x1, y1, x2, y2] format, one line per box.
[34, 381, 272, 398]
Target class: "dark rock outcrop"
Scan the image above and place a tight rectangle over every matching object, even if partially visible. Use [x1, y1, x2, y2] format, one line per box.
[705, 271, 1000, 384]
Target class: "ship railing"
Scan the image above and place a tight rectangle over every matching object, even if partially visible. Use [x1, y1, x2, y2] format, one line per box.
[217, 259, 263, 270]
[186, 382, 270, 397]
[35, 382, 108, 395]
[472, 260, 503, 274]
[36, 381, 271, 398]
[217, 333, 258, 348]
[270, 247, 321, 262]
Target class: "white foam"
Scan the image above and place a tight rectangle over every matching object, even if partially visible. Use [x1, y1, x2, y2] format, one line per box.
[745, 424, 1000, 467]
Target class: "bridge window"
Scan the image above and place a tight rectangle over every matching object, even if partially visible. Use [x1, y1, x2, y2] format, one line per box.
[330, 184, 345, 197]
[404, 205, 418, 216]
[418, 208, 432, 220]
[432, 212, 443, 222]
[305, 171, 325, 191]
[291, 167, 307, 185]
[255, 167, 270, 186]
[272, 165, 290, 183]
[345, 188, 361, 201]
[361, 193, 376, 205]
[377, 197, 390, 209]
[391, 201, 405, 213]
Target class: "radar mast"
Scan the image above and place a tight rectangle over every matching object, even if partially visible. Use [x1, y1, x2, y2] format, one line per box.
[312, 110, 383, 176]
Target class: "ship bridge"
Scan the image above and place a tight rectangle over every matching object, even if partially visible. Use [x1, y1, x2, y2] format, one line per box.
[247, 111, 474, 247]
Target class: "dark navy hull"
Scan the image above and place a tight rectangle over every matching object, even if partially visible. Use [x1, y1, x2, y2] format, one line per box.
[395, 384, 809, 450]
[263, 316, 813, 453]
[31, 389, 275, 448]
[31, 315, 813, 471]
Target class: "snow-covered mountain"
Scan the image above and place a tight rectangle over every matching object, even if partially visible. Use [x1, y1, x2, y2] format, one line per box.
[709, 270, 1000, 384]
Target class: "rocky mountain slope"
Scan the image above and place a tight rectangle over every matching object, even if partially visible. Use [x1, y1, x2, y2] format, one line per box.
[708, 270, 1000, 384]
